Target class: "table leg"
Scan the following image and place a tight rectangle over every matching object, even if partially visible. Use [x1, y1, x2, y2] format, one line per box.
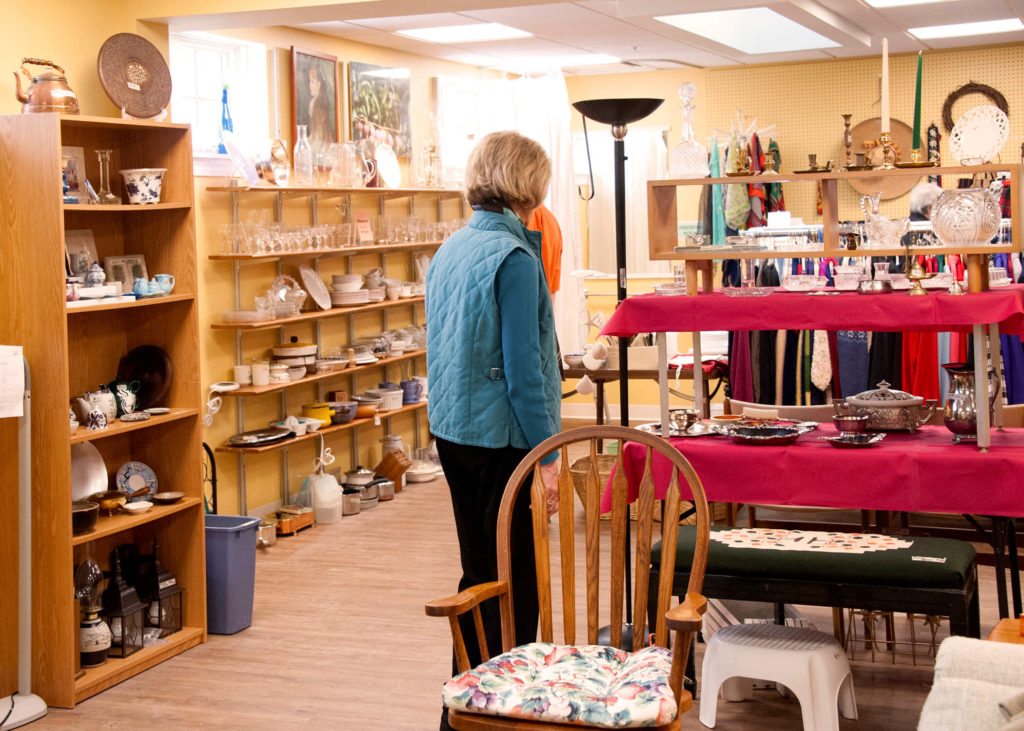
[1010, 520, 1022, 617]
[974, 324, 991, 450]
[693, 331, 704, 417]
[658, 332, 670, 437]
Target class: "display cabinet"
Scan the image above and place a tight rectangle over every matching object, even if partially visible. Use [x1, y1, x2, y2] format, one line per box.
[647, 163, 1021, 294]
[205, 184, 462, 512]
[0, 114, 205, 707]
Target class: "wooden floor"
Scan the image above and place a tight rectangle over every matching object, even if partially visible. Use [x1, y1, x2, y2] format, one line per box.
[36, 475, 1009, 730]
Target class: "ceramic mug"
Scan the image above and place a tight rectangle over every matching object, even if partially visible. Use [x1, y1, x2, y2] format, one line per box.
[252, 362, 270, 386]
[400, 379, 423, 404]
[412, 375, 428, 397]
[234, 365, 252, 385]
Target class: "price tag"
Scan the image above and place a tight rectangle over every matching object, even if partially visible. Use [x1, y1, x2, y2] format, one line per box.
[373, 413, 381, 426]
[356, 213, 374, 244]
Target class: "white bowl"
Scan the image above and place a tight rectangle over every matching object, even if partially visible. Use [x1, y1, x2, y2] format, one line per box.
[367, 287, 385, 302]
[332, 279, 364, 293]
[122, 500, 153, 515]
[120, 168, 167, 204]
[272, 343, 317, 357]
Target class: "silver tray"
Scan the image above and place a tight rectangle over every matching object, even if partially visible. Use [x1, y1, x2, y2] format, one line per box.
[636, 421, 723, 438]
[227, 427, 292, 446]
[819, 433, 886, 449]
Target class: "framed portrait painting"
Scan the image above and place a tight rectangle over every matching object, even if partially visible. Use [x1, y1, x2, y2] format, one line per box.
[291, 47, 340, 163]
[349, 61, 411, 157]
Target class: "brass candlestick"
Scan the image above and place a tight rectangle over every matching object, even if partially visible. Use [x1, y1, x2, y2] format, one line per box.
[907, 261, 936, 296]
[842, 114, 853, 169]
[910, 148, 923, 164]
[878, 131, 897, 169]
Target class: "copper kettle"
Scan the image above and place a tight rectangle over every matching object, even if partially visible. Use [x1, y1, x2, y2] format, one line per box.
[14, 58, 80, 114]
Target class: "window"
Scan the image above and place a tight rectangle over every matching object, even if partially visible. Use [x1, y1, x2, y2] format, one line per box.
[169, 31, 268, 176]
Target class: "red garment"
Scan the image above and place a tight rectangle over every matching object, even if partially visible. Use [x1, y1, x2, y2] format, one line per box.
[901, 331, 940, 402]
[527, 205, 562, 295]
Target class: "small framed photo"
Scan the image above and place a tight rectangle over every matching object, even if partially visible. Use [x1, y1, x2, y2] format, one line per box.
[104, 255, 148, 292]
[64, 229, 98, 277]
[61, 146, 87, 204]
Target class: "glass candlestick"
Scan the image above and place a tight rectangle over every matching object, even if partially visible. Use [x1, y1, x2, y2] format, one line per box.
[95, 150, 120, 204]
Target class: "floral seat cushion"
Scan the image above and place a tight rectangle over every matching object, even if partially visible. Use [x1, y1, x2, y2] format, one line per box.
[442, 642, 677, 728]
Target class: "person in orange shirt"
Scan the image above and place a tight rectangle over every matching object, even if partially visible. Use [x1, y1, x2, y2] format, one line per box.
[528, 205, 562, 295]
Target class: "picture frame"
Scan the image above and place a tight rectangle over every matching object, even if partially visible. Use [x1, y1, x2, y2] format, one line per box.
[349, 61, 411, 157]
[103, 254, 148, 292]
[291, 47, 340, 165]
[61, 146, 87, 204]
[64, 229, 98, 277]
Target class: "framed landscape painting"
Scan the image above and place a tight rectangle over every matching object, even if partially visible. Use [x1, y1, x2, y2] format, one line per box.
[348, 61, 411, 157]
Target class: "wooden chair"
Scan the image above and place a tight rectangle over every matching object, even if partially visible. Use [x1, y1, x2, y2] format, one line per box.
[425, 425, 711, 730]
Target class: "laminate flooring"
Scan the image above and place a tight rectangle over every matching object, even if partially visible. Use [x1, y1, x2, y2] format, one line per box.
[35, 475, 1010, 730]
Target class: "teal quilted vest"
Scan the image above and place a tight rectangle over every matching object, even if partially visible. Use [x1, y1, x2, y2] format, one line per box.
[426, 209, 561, 451]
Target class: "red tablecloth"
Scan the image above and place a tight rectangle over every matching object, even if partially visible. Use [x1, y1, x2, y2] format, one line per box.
[601, 426, 1024, 518]
[601, 286, 1024, 337]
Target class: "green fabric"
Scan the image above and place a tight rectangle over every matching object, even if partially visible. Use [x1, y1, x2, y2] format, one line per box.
[652, 526, 975, 590]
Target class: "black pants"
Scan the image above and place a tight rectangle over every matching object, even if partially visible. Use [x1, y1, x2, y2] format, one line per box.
[436, 438, 539, 729]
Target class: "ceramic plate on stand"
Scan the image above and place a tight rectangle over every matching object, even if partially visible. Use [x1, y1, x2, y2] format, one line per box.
[299, 265, 331, 310]
[950, 105, 1009, 164]
[71, 443, 108, 501]
[97, 33, 172, 119]
[376, 144, 401, 188]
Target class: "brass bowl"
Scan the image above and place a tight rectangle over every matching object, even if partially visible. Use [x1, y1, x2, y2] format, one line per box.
[857, 280, 893, 295]
[86, 490, 126, 516]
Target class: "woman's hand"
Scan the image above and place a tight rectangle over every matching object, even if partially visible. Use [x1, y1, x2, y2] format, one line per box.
[541, 461, 560, 516]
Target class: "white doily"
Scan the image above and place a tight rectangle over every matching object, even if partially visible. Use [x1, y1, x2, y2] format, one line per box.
[950, 105, 1009, 164]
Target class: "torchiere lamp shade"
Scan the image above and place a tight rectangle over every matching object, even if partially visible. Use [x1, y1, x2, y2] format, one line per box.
[571, 98, 664, 126]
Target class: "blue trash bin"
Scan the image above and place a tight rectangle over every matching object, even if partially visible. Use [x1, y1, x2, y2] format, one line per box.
[205, 514, 259, 634]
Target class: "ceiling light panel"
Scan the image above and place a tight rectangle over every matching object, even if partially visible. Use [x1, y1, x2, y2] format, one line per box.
[910, 17, 1024, 38]
[655, 8, 840, 54]
[396, 23, 531, 43]
[864, 0, 956, 6]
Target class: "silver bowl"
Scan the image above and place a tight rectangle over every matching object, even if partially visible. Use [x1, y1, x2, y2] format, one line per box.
[857, 280, 893, 295]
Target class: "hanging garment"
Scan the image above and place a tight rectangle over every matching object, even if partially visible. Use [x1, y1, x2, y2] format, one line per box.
[750, 261, 779, 403]
[836, 331, 869, 398]
[729, 329, 754, 401]
[868, 332, 903, 390]
[747, 133, 765, 229]
[901, 332, 941, 402]
[710, 137, 726, 246]
[527, 205, 562, 295]
[764, 139, 786, 213]
[724, 138, 750, 230]
[811, 330, 832, 393]
[1001, 334, 1024, 404]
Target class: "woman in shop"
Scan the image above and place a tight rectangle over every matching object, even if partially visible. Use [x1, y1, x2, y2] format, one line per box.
[425, 130, 561, 729]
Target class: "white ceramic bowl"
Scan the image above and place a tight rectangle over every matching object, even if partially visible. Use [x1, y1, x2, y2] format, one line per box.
[272, 343, 317, 357]
[332, 279, 364, 293]
[367, 287, 385, 302]
[120, 168, 167, 204]
[122, 500, 153, 515]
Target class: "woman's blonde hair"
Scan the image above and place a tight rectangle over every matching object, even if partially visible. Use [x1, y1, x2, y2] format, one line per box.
[464, 131, 551, 211]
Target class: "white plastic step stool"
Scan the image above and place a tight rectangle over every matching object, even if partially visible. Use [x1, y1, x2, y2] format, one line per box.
[699, 623, 858, 731]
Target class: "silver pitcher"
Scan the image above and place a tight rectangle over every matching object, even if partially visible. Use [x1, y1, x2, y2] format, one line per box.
[942, 363, 1000, 444]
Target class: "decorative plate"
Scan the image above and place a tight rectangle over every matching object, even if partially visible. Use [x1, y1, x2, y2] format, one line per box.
[376, 144, 401, 188]
[299, 265, 331, 310]
[227, 427, 292, 446]
[728, 425, 814, 446]
[71, 442, 108, 501]
[636, 422, 723, 438]
[144, 406, 170, 415]
[97, 33, 172, 119]
[116, 461, 158, 500]
[820, 433, 885, 449]
[950, 105, 1009, 164]
[119, 411, 150, 422]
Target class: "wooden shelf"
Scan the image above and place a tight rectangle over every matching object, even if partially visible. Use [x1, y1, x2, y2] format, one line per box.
[208, 240, 441, 261]
[211, 296, 424, 331]
[70, 408, 199, 444]
[216, 401, 427, 454]
[224, 350, 425, 397]
[72, 497, 202, 546]
[652, 163, 1013, 187]
[206, 184, 461, 199]
[74, 626, 204, 704]
[66, 293, 195, 314]
[667, 245, 1016, 261]
[63, 202, 192, 213]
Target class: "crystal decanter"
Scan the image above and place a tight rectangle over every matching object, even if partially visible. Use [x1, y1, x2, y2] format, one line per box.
[669, 83, 709, 179]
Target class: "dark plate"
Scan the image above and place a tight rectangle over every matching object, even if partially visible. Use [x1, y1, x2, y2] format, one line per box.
[151, 491, 185, 505]
[729, 425, 811, 446]
[97, 33, 172, 118]
[117, 345, 172, 410]
[820, 433, 886, 449]
[227, 427, 293, 446]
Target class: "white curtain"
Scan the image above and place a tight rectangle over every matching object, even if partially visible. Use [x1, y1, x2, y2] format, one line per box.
[436, 73, 584, 354]
[578, 128, 670, 276]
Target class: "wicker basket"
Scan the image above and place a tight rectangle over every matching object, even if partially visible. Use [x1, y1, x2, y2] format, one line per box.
[569, 454, 617, 507]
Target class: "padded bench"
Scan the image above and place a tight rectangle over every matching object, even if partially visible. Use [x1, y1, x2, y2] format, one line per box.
[649, 526, 980, 639]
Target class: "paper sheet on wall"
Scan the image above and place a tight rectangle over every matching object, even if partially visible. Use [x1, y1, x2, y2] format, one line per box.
[0, 345, 25, 418]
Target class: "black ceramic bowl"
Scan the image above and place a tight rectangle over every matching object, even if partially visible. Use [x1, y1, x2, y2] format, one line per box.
[72, 500, 99, 535]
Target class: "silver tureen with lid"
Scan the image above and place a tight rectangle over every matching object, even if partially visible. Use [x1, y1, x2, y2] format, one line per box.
[835, 381, 937, 432]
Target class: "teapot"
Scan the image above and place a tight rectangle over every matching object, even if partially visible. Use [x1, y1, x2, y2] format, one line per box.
[133, 278, 153, 297]
[942, 363, 1001, 444]
[14, 58, 79, 114]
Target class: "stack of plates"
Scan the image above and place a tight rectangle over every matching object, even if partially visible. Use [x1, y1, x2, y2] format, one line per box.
[223, 309, 271, 323]
[331, 290, 370, 307]
[367, 287, 386, 302]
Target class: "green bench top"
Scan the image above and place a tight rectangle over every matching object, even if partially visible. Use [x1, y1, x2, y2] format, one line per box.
[653, 526, 976, 590]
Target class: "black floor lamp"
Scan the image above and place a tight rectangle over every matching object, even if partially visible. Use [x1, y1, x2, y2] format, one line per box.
[572, 98, 663, 648]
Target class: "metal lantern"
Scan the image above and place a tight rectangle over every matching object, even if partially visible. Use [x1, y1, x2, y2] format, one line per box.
[138, 539, 184, 637]
[102, 551, 146, 658]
